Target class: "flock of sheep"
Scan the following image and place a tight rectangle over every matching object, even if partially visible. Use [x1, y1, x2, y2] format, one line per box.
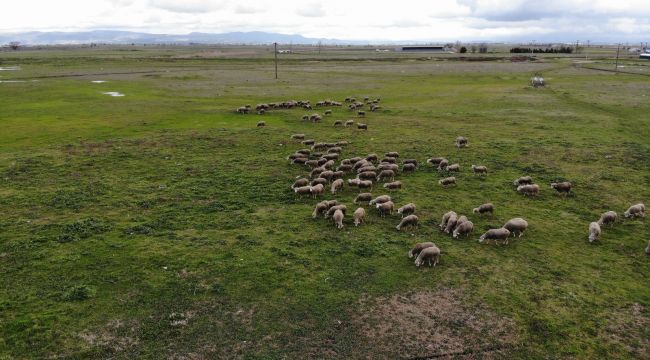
[255, 95, 648, 267]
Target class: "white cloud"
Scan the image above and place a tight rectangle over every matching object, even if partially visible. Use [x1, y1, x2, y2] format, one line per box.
[0, 0, 648, 42]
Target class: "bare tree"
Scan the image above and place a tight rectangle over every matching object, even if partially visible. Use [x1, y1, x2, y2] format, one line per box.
[9, 41, 20, 50]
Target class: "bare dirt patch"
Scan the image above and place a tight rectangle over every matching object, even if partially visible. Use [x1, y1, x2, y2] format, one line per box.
[350, 288, 519, 359]
[605, 303, 649, 358]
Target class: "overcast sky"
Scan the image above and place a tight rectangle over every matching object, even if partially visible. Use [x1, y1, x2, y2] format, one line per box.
[2, 0, 649, 42]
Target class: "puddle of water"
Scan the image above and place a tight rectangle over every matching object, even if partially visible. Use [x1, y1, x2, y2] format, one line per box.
[91, 80, 107, 83]
[0, 66, 20, 71]
[102, 92, 125, 97]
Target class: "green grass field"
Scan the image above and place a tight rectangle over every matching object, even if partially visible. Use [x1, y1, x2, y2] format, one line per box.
[1, 46, 649, 359]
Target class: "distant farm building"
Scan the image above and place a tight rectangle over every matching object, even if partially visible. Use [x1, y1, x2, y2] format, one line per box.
[640, 53, 650, 60]
[395, 45, 447, 52]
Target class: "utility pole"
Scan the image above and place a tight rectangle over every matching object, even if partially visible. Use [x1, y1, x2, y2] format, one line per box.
[615, 43, 620, 73]
[318, 40, 322, 55]
[274, 42, 278, 79]
[575, 40, 579, 55]
[586, 40, 589, 60]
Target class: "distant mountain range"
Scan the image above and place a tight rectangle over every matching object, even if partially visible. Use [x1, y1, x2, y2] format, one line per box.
[0, 30, 368, 45]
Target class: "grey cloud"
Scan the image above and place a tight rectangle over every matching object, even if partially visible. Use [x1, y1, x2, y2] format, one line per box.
[149, 0, 224, 14]
[296, 3, 325, 17]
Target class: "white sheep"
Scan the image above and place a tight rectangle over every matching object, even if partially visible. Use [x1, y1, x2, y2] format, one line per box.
[291, 178, 309, 189]
[624, 203, 645, 218]
[383, 181, 402, 190]
[597, 211, 617, 226]
[588, 222, 601, 243]
[415, 246, 441, 267]
[439, 177, 456, 187]
[310, 183, 324, 198]
[354, 193, 372, 204]
[333, 209, 344, 229]
[439, 211, 457, 230]
[376, 201, 394, 217]
[473, 203, 494, 215]
[513, 176, 533, 186]
[369, 195, 391, 206]
[397, 203, 416, 217]
[353, 207, 366, 226]
[471, 165, 487, 174]
[455, 136, 468, 148]
[294, 185, 312, 196]
[517, 184, 540, 196]
[443, 212, 458, 234]
[331, 179, 344, 194]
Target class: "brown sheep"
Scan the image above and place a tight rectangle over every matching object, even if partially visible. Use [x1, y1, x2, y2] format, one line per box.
[403, 159, 418, 166]
[551, 182, 572, 195]
[383, 181, 402, 190]
[382, 157, 396, 164]
[354, 193, 373, 204]
[439, 177, 456, 187]
[319, 170, 334, 181]
[471, 165, 487, 174]
[473, 203, 494, 215]
[365, 154, 379, 163]
[337, 164, 353, 173]
[291, 178, 309, 189]
[376, 201, 395, 217]
[332, 171, 344, 180]
[408, 242, 435, 258]
[358, 171, 377, 181]
[376, 169, 395, 182]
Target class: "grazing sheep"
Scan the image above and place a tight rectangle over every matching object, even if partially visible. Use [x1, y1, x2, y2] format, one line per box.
[294, 185, 312, 196]
[376, 169, 396, 182]
[357, 165, 377, 174]
[236, 106, 250, 114]
[376, 201, 395, 217]
[337, 164, 353, 173]
[471, 165, 487, 174]
[257, 109, 265, 115]
[323, 154, 339, 161]
[310, 184, 324, 198]
[353, 159, 371, 171]
[453, 221, 474, 239]
[551, 182, 572, 195]
[439, 211, 457, 230]
[320, 170, 334, 181]
[445, 164, 460, 172]
[414, 246, 441, 267]
[646, 241, 650, 255]
[402, 163, 417, 172]
[358, 171, 377, 181]
[348, 178, 360, 187]
[384, 181, 402, 190]
[302, 139, 315, 146]
[287, 153, 307, 161]
[301, 115, 310, 121]
[311, 178, 328, 187]
[396, 214, 418, 231]
[473, 203, 494, 215]
[597, 211, 617, 226]
[403, 159, 418, 166]
[323, 160, 336, 169]
[365, 154, 379, 163]
[312, 200, 335, 218]
[296, 149, 311, 156]
[455, 215, 468, 227]
[357, 123, 368, 130]
[358, 111, 366, 117]
[332, 171, 344, 180]
[325, 205, 348, 218]
[354, 207, 366, 226]
[336, 140, 349, 146]
[408, 242, 434, 259]
[305, 160, 320, 168]
[455, 136, 468, 148]
[333, 209, 344, 229]
[369, 195, 391, 206]
[503, 218, 528, 237]
[443, 212, 458, 234]
[354, 193, 373, 204]
[291, 134, 305, 140]
[517, 184, 540, 196]
[479, 228, 511, 245]
[358, 180, 373, 191]
[397, 203, 416, 217]
[427, 157, 445, 166]
[327, 146, 342, 154]
[291, 178, 309, 189]
[385, 151, 400, 158]
[333, 120, 343, 127]
[437, 159, 449, 171]
[331, 179, 344, 194]
[345, 120, 355, 127]
[310, 167, 325, 179]
[378, 163, 399, 173]
[324, 109, 332, 115]
[624, 203, 645, 218]
[513, 176, 533, 186]
[588, 222, 601, 243]
[382, 157, 396, 164]
[439, 177, 456, 187]
[292, 158, 308, 165]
